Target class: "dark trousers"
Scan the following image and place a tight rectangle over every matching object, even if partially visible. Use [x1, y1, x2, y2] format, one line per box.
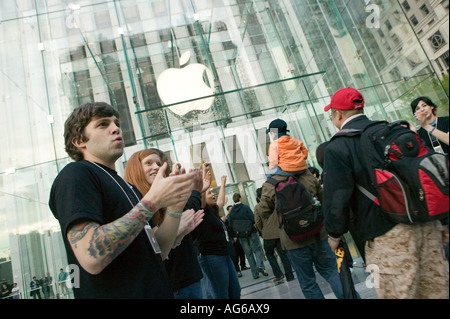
[263, 238, 294, 279]
[234, 240, 246, 269]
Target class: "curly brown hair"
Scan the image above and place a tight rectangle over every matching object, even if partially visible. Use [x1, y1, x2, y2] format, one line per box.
[64, 102, 120, 161]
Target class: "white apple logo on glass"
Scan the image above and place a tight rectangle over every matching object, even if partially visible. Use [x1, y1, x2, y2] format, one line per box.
[156, 51, 216, 116]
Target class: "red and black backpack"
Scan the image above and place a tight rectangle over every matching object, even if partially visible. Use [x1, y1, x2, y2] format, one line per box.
[333, 120, 449, 224]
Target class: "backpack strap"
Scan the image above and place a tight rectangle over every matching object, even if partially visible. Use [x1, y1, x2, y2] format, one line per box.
[330, 128, 362, 142]
[266, 177, 279, 187]
[265, 177, 286, 230]
[331, 120, 388, 141]
[355, 183, 379, 205]
[330, 120, 389, 205]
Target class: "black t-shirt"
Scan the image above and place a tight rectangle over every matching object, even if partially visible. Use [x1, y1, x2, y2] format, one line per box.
[192, 205, 229, 256]
[417, 115, 449, 155]
[165, 233, 203, 291]
[164, 191, 203, 291]
[49, 161, 173, 299]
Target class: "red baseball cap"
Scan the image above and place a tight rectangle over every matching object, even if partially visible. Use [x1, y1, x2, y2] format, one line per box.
[324, 87, 364, 112]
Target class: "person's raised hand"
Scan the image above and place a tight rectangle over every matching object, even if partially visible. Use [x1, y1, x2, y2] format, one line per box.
[201, 162, 211, 193]
[170, 163, 185, 176]
[415, 110, 428, 128]
[143, 162, 194, 211]
[191, 168, 203, 192]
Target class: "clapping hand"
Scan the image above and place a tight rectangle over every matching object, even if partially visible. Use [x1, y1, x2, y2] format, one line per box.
[144, 162, 194, 212]
[178, 209, 204, 237]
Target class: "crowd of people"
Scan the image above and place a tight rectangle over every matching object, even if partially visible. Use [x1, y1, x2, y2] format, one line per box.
[42, 90, 448, 299]
[1, 268, 71, 299]
[1, 282, 19, 299]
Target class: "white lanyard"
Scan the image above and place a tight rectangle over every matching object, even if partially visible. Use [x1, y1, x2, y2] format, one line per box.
[427, 118, 444, 154]
[88, 161, 140, 208]
[88, 161, 161, 254]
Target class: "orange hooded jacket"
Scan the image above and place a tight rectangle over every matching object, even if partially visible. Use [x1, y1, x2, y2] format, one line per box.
[268, 135, 308, 172]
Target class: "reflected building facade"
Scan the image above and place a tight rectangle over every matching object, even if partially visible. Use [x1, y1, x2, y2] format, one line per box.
[0, 0, 448, 298]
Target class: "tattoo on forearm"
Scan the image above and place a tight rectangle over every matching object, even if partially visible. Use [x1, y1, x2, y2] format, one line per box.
[68, 222, 98, 248]
[140, 198, 157, 213]
[68, 200, 156, 269]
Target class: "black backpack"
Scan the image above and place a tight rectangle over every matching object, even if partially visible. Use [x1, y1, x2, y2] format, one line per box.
[333, 120, 449, 224]
[267, 176, 323, 241]
[231, 219, 254, 238]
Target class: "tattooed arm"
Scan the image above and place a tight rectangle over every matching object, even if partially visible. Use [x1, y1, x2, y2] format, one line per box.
[67, 163, 194, 274]
[67, 200, 155, 275]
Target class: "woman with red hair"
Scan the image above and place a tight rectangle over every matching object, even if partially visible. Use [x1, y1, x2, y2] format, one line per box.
[124, 148, 206, 298]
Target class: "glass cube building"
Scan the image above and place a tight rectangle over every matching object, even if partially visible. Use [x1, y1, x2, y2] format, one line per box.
[0, 0, 448, 298]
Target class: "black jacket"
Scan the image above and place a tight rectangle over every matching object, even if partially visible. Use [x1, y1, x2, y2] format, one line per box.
[228, 203, 255, 235]
[323, 115, 396, 256]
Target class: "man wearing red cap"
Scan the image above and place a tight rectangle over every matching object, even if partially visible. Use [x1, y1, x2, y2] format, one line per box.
[323, 87, 449, 299]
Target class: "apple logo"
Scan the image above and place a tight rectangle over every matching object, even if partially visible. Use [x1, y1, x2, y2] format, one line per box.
[156, 51, 216, 116]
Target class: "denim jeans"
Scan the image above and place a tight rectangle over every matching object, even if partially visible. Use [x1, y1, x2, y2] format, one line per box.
[173, 280, 203, 299]
[286, 238, 344, 299]
[266, 166, 306, 179]
[199, 254, 241, 299]
[198, 255, 215, 299]
[239, 232, 266, 278]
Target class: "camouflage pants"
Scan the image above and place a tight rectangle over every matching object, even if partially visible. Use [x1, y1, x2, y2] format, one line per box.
[365, 220, 449, 299]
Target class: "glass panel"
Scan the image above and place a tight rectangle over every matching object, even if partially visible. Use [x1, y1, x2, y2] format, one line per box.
[1, 0, 448, 298]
